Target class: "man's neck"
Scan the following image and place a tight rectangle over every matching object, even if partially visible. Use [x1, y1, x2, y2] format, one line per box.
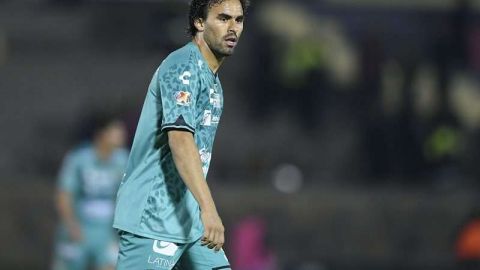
[193, 35, 224, 74]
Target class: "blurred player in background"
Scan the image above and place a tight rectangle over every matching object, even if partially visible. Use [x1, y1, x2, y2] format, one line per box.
[52, 116, 129, 270]
[113, 0, 248, 269]
[230, 216, 277, 270]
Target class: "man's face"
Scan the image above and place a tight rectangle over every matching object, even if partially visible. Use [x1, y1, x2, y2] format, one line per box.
[202, 0, 245, 57]
[99, 121, 127, 149]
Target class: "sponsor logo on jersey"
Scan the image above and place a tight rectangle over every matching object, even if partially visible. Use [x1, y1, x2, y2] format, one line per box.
[179, 71, 191, 85]
[202, 110, 212, 126]
[199, 148, 212, 164]
[81, 168, 116, 197]
[147, 255, 176, 269]
[209, 88, 221, 108]
[175, 91, 191, 106]
[199, 148, 212, 175]
[152, 240, 179, 256]
[202, 110, 220, 127]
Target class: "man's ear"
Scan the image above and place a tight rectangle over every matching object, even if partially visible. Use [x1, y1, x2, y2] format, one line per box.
[194, 18, 205, 33]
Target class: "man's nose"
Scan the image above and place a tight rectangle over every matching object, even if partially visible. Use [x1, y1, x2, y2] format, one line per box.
[228, 21, 239, 35]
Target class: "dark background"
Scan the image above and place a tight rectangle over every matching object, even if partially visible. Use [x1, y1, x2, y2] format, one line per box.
[2, 0, 480, 269]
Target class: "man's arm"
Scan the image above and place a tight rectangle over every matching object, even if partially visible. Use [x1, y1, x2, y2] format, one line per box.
[168, 130, 224, 251]
[56, 190, 82, 242]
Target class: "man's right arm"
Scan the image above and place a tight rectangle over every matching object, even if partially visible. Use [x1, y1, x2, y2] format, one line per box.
[56, 190, 82, 242]
[56, 152, 82, 242]
[168, 130, 224, 251]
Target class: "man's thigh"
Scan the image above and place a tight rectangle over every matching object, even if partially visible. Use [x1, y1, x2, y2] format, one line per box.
[116, 231, 187, 270]
[176, 239, 231, 270]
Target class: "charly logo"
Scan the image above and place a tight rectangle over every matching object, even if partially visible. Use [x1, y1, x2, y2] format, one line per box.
[152, 240, 179, 256]
[179, 71, 191, 85]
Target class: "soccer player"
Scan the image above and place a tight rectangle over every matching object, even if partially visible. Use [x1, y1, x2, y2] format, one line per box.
[52, 117, 129, 270]
[112, 0, 248, 269]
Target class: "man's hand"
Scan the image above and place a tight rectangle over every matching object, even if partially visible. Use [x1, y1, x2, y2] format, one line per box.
[200, 210, 224, 252]
[56, 190, 82, 242]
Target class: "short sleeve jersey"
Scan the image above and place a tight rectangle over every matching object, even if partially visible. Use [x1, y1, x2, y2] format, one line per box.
[58, 144, 129, 225]
[113, 42, 224, 243]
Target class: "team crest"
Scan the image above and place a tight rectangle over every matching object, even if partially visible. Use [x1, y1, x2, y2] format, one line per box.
[175, 91, 191, 106]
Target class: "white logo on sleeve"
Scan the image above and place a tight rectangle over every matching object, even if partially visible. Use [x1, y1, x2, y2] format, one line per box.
[152, 240, 179, 256]
[179, 71, 191, 85]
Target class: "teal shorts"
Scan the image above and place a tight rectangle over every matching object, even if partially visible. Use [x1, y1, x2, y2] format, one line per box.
[52, 225, 118, 270]
[116, 231, 231, 270]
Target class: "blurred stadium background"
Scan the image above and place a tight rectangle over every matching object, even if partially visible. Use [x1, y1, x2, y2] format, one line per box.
[2, 0, 480, 269]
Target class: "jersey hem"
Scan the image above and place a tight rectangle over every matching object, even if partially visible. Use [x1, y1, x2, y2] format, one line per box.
[161, 124, 195, 134]
[113, 224, 203, 244]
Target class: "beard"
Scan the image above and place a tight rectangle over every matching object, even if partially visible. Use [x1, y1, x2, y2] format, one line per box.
[212, 41, 235, 58]
[205, 34, 236, 58]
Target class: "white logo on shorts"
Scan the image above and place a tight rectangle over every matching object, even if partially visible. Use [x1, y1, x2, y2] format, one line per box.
[152, 240, 179, 256]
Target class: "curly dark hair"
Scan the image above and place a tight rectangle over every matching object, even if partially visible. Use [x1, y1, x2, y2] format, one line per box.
[188, 0, 250, 36]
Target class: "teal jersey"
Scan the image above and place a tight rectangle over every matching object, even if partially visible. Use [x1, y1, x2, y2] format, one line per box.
[113, 42, 224, 243]
[58, 144, 129, 225]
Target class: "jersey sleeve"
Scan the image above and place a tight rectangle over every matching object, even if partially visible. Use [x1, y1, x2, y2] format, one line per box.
[57, 151, 79, 194]
[158, 60, 200, 133]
